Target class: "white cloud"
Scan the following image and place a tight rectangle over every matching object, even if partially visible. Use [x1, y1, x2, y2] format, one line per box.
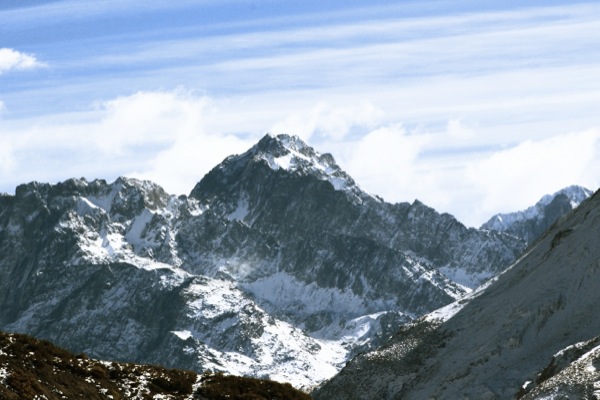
[0, 48, 45, 73]
[0, 139, 16, 177]
[0, 90, 209, 156]
[129, 132, 254, 196]
[0, 90, 261, 195]
[323, 122, 600, 228]
[115, 92, 262, 195]
[90, 90, 209, 155]
[0, 0, 599, 230]
[446, 119, 474, 140]
[335, 124, 431, 201]
[270, 102, 384, 142]
[1, 90, 599, 228]
[464, 129, 600, 225]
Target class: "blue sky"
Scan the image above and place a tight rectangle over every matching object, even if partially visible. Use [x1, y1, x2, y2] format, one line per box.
[1, 0, 599, 226]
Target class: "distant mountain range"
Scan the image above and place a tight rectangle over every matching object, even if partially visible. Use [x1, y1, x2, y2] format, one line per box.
[0, 133, 589, 392]
[481, 185, 593, 243]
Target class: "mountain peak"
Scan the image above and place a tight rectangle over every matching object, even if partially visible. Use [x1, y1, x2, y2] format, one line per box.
[252, 133, 342, 180]
[193, 133, 373, 204]
[481, 185, 593, 243]
[257, 133, 310, 155]
[538, 185, 593, 208]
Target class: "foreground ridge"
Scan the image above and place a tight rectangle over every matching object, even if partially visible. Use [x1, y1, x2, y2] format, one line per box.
[0, 330, 310, 400]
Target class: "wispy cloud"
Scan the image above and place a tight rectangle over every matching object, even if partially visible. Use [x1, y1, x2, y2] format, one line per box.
[60, 2, 599, 81]
[270, 102, 384, 142]
[330, 125, 600, 227]
[0, 136, 16, 176]
[465, 129, 600, 223]
[0, 91, 255, 195]
[0, 48, 45, 74]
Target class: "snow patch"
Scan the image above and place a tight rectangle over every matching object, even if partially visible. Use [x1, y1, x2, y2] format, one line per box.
[0, 366, 8, 384]
[87, 185, 120, 213]
[125, 209, 155, 245]
[186, 198, 205, 217]
[228, 198, 249, 221]
[425, 299, 467, 323]
[439, 265, 490, 290]
[179, 277, 349, 390]
[328, 176, 347, 191]
[243, 271, 374, 317]
[172, 330, 193, 341]
[76, 197, 100, 216]
[482, 185, 592, 232]
[257, 134, 376, 201]
[273, 153, 294, 170]
[339, 312, 386, 343]
[586, 363, 597, 373]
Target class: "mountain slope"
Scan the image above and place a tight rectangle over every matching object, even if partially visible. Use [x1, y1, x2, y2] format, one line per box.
[481, 185, 592, 243]
[314, 188, 600, 399]
[0, 133, 527, 389]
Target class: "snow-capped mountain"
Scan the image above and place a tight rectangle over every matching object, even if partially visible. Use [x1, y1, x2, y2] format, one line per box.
[314, 188, 600, 399]
[0, 133, 526, 389]
[191, 134, 526, 290]
[0, 177, 344, 389]
[481, 185, 593, 243]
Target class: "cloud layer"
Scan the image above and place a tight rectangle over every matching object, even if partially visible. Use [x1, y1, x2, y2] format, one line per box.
[0, 48, 44, 74]
[1, 90, 598, 227]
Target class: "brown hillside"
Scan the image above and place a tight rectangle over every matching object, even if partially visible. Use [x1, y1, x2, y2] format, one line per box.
[0, 331, 311, 399]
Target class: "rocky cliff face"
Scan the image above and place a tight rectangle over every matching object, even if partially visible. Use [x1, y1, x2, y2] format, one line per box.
[191, 134, 526, 290]
[0, 133, 527, 389]
[314, 188, 600, 399]
[0, 177, 343, 389]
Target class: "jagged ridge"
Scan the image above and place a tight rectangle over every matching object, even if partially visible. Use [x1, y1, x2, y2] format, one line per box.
[0, 133, 529, 390]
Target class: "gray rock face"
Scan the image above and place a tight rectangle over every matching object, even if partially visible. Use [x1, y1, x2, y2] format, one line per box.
[0, 177, 345, 388]
[191, 134, 526, 290]
[481, 185, 593, 244]
[0, 134, 526, 389]
[314, 189, 600, 399]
